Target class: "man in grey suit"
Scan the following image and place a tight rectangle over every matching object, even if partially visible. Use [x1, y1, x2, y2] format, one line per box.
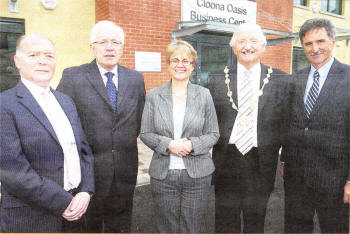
[57, 21, 145, 233]
[0, 33, 94, 233]
[208, 23, 288, 233]
[281, 18, 350, 233]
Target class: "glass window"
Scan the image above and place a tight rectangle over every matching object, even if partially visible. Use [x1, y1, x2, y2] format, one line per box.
[294, 0, 307, 6]
[321, 0, 342, 15]
[292, 47, 309, 73]
[0, 17, 24, 92]
[184, 33, 234, 87]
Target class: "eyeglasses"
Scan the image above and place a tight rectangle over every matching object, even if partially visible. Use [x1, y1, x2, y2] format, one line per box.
[92, 40, 123, 47]
[170, 58, 193, 66]
[236, 39, 260, 46]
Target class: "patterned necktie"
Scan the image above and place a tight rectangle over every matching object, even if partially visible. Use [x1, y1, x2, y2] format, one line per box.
[305, 70, 320, 119]
[235, 70, 254, 155]
[105, 72, 117, 114]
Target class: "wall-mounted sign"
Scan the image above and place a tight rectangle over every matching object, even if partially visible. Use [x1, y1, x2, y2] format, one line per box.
[135, 52, 161, 72]
[181, 0, 256, 25]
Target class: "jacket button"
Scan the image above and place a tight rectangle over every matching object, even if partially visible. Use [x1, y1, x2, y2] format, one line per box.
[112, 149, 116, 153]
[305, 127, 308, 131]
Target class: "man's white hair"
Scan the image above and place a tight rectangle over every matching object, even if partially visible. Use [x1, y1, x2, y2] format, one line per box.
[229, 23, 267, 47]
[90, 20, 125, 44]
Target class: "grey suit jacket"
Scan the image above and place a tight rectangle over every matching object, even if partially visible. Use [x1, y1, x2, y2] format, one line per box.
[141, 81, 219, 179]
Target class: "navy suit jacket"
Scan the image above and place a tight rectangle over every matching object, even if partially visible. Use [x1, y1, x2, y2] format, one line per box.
[282, 59, 350, 195]
[0, 81, 94, 232]
[57, 60, 145, 198]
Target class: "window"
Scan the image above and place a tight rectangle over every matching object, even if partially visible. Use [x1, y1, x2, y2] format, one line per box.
[0, 17, 24, 92]
[292, 47, 309, 73]
[321, 0, 342, 15]
[294, 0, 307, 6]
[184, 33, 234, 87]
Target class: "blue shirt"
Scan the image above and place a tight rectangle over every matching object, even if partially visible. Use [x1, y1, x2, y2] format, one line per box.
[303, 57, 334, 104]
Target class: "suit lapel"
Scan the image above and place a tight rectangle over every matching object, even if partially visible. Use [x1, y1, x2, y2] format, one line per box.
[228, 65, 238, 110]
[85, 60, 113, 112]
[295, 67, 309, 121]
[182, 82, 200, 132]
[311, 60, 343, 115]
[53, 90, 81, 150]
[16, 82, 60, 144]
[258, 64, 268, 115]
[158, 82, 174, 135]
[116, 66, 131, 116]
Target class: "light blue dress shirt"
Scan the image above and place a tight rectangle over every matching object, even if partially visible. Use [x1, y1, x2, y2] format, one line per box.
[303, 57, 334, 104]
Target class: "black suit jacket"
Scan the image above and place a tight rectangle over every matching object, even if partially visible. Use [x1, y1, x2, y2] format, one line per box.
[0, 81, 94, 232]
[282, 59, 350, 195]
[208, 63, 288, 193]
[57, 60, 145, 198]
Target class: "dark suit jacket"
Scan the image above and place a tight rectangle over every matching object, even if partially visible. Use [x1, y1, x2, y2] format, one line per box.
[208, 63, 288, 193]
[282, 59, 350, 195]
[0, 81, 94, 233]
[57, 60, 145, 198]
[140, 81, 219, 180]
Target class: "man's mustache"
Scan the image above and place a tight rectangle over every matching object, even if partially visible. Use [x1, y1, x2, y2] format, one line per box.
[310, 50, 323, 56]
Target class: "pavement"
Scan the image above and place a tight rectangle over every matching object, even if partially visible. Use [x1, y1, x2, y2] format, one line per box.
[132, 139, 321, 233]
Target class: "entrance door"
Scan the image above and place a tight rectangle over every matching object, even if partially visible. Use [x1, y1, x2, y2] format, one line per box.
[184, 33, 235, 87]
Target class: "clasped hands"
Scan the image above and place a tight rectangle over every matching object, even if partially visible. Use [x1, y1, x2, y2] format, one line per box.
[62, 192, 91, 221]
[168, 138, 193, 157]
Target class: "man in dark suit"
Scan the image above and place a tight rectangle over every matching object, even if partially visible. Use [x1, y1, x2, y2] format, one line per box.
[281, 18, 350, 233]
[57, 21, 145, 233]
[208, 23, 288, 233]
[0, 33, 94, 233]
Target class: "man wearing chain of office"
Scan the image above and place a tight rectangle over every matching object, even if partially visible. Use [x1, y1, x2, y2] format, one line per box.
[208, 22, 288, 233]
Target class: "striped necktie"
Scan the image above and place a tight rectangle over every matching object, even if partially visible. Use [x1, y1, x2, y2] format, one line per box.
[234, 70, 254, 155]
[105, 72, 117, 114]
[305, 70, 320, 119]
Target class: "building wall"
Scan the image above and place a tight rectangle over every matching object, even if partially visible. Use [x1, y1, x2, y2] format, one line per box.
[0, 0, 96, 87]
[256, 0, 293, 73]
[293, 0, 350, 65]
[96, 0, 180, 92]
[96, 0, 293, 92]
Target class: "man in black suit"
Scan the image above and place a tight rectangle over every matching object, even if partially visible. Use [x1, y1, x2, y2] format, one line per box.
[57, 21, 145, 233]
[0, 33, 94, 233]
[208, 23, 288, 233]
[281, 18, 350, 233]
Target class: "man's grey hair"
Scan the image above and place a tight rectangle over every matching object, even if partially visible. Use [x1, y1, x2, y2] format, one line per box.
[16, 33, 55, 55]
[229, 23, 267, 47]
[299, 18, 336, 44]
[90, 20, 125, 44]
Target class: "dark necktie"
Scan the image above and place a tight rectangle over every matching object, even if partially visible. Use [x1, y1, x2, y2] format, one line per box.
[105, 72, 117, 114]
[305, 70, 320, 119]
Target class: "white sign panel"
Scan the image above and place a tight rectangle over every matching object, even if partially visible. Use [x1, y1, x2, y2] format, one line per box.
[182, 0, 257, 25]
[135, 52, 161, 72]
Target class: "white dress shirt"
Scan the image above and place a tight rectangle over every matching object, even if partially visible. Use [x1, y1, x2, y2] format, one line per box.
[96, 63, 119, 89]
[21, 78, 81, 191]
[229, 62, 261, 148]
[169, 101, 186, 169]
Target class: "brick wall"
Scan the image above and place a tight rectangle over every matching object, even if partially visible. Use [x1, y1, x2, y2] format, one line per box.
[95, 0, 180, 92]
[95, 0, 293, 92]
[256, 0, 293, 73]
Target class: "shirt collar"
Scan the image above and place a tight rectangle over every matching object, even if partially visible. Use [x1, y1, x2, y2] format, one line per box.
[237, 62, 260, 75]
[21, 77, 51, 97]
[310, 57, 334, 77]
[96, 63, 118, 78]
